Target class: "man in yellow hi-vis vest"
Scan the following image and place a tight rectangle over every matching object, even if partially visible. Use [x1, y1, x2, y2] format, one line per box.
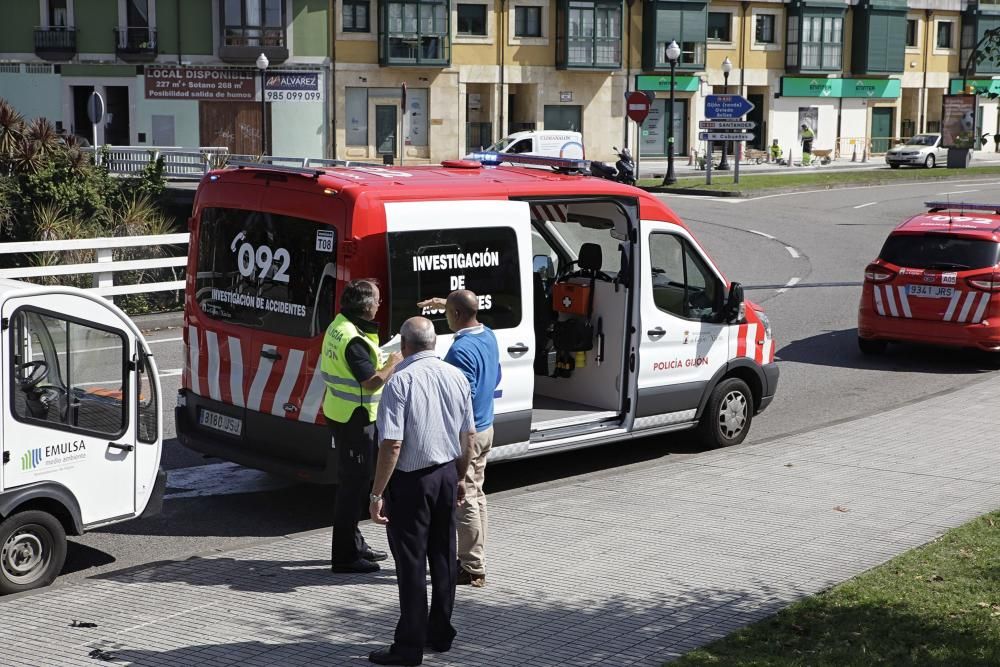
[323, 278, 402, 573]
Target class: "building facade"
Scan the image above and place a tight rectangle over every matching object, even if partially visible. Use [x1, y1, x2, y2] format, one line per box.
[0, 0, 330, 157]
[0, 0, 997, 163]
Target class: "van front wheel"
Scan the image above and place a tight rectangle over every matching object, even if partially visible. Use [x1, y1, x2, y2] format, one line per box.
[0, 510, 66, 594]
[698, 378, 754, 449]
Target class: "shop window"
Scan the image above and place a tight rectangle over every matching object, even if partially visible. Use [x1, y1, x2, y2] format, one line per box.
[380, 0, 450, 66]
[544, 105, 582, 131]
[344, 0, 371, 31]
[906, 18, 917, 47]
[708, 12, 731, 42]
[457, 3, 487, 35]
[755, 14, 775, 44]
[643, 1, 708, 71]
[786, 10, 843, 72]
[223, 0, 285, 47]
[936, 20, 953, 49]
[387, 227, 522, 334]
[515, 6, 542, 36]
[648, 234, 723, 322]
[558, 0, 622, 69]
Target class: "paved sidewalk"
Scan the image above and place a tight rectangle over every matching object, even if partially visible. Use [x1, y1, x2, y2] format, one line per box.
[5, 377, 1000, 666]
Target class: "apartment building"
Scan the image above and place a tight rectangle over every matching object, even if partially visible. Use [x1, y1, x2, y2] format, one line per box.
[0, 0, 329, 157]
[0, 1, 996, 163]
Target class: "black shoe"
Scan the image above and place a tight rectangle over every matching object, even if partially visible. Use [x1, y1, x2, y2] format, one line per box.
[368, 647, 421, 665]
[331, 558, 379, 574]
[361, 547, 388, 562]
[424, 640, 452, 653]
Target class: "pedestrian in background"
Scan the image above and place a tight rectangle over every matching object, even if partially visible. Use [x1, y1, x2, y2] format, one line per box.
[322, 278, 401, 574]
[418, 290, 500, 588]
[368, 316, 475, 666]
[800, 123, 815, 166]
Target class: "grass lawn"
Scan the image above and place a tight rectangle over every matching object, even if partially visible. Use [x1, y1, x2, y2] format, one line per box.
[670, 511, 1000, 666]
[638, 165, 1000, 195]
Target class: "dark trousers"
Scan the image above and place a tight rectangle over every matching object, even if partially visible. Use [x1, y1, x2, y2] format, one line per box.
[386, 461, 458, 660]
[328, 415, 375, 564]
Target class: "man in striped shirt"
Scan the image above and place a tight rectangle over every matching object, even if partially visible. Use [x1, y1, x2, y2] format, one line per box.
[368, 316, 476, 667]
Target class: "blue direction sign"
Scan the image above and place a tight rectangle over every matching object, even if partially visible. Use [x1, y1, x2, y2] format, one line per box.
[704, 94, 755, 119]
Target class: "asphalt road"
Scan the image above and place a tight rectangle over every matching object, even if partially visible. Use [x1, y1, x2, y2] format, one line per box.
[40, 177, 1000, 588]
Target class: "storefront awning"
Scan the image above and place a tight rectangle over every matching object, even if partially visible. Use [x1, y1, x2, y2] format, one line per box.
[781, 77, 901, 98]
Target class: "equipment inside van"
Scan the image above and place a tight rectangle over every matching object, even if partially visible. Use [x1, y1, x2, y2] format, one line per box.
[177, 155, 778, 484]
[467, 130, 585, 164]
[0, 281, 164, 594]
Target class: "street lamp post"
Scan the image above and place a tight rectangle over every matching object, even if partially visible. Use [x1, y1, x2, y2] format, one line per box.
[718, 57, 732, 170]
[256, 52, 269, 156]
[662, 40, 681, 186]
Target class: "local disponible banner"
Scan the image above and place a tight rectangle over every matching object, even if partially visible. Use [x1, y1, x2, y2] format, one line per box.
[941, 94, 977, 149]
[145, 67, 256, 101]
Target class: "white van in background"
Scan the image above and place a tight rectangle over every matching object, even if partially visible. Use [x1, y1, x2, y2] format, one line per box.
[467, 130, 585, 164]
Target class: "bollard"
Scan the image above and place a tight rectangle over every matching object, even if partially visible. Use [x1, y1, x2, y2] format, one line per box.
[787, 149, 793, 167]
[861, 144, 868, 162]
[851, 144, 857, 162]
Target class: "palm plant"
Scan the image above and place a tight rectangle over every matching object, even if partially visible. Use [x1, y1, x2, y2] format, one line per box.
[0, 99, 25, 174]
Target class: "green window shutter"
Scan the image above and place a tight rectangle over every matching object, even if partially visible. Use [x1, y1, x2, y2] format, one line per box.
[683, 4, 707, 39]
[869, 12, 889, 72]
[884, 11, 906, 72]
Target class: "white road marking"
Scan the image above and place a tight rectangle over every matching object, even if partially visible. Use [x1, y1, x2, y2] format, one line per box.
[748, 229, 776, 239]
[785, 246, 801, 258]
[164, 461, 293, 500]
[853, 202, 877, 209]
[936, 189, 979, 195]
[749, 180, 1000, 201]
[776, 277, 801, 294]
[148, 336, 183, 344]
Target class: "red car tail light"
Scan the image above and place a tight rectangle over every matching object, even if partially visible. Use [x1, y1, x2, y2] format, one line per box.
[864, 264, 896, 283]
[965, 275, 1000, 292]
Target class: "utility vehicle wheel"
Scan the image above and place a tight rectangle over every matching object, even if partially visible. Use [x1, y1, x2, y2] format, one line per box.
[697, 378, 753, 449]
[858, 337, 888, 355]
[925, 155, 935, 169]
[0, 510, 66, 594]
[889, 163, 900, 169]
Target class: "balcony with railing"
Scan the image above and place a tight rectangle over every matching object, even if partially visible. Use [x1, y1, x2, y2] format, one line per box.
[34, 27, 77, 60]
[219, 26, 288, 63]
[557, 0, 623, 70]
[115, 27, 158, 61]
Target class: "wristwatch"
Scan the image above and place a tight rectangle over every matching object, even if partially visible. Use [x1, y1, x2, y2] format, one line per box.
[369, 493, 383, 503]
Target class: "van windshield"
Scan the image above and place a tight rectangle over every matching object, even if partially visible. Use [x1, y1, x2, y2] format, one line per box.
[485, 137, 517, 152]
[195, 207, 337, 338]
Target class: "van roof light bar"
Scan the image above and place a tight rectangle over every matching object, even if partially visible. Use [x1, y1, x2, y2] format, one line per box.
[227, 160, 324, 178]
[468, 151, 591, 173]
[925, 201, 1000, 213]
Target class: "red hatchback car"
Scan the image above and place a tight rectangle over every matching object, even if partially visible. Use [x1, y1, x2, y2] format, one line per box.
[858, 202, 1000, 354]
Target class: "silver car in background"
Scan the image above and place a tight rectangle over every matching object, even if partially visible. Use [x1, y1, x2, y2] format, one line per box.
[885, 134, 949, 169]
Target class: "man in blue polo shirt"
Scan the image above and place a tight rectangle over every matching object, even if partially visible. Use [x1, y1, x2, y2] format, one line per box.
[419, 289, 500, 588]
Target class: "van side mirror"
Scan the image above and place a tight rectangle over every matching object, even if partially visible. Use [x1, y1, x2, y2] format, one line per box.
[723, 282, 745, 323]
[533, 254, 554, 279]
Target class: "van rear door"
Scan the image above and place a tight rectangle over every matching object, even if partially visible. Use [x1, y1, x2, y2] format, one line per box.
[384, 200, 535, 446]
[191, 196, 343, 466]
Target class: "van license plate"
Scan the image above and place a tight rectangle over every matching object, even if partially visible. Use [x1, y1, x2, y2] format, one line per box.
[199, 409, 242, 436]
[908, 285, 954, 298]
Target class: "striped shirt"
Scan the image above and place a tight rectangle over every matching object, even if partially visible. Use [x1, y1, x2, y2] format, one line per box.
[376, 350, 476, 472]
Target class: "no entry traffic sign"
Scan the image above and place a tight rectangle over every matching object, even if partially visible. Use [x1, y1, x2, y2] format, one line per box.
[626, 91, 651, 124]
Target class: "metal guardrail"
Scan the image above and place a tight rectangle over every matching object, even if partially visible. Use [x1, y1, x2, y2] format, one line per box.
[0, 233, 189, 297]
[84, 147, 348, 179]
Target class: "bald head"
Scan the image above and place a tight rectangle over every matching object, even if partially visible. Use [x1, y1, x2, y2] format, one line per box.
[447, 290, 479, 318]
[400, 316, 436, 354]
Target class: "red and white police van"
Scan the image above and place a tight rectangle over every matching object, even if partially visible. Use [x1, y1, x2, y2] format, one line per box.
[859, 201, 1000, 354]
[177, 154, 778, 483]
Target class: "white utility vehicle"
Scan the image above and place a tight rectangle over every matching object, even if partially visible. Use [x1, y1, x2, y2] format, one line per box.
[467, 130, 585, 163]
[0, 280, 165, 594]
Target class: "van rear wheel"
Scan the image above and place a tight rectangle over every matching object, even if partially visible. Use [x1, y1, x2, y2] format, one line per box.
[0, 510, 66, 594]
[697, 378, 753, 449]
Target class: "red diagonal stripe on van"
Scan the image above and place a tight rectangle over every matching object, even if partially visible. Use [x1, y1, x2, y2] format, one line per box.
[736, 323, 748, 358]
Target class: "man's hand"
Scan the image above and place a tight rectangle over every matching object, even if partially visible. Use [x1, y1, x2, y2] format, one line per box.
[370, 498, 389, 525]
[386, 351, 403, 368]
[417, 297, 447, 311]
[457, 480, 467, 507]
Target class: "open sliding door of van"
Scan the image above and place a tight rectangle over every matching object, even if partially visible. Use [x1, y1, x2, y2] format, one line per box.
[383, 200, 535, 448]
